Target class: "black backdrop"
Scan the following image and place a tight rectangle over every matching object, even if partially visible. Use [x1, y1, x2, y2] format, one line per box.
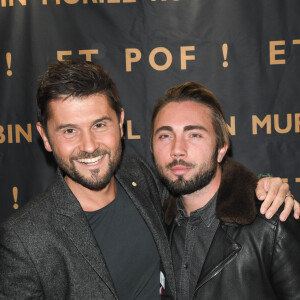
[0, 0, 299, 222]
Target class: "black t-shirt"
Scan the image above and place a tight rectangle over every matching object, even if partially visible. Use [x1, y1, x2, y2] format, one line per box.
[85, 180, 160, 300]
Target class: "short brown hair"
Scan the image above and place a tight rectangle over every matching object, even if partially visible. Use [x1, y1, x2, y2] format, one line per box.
[37, 59, 122, 129]
[150, 81, 230, 151]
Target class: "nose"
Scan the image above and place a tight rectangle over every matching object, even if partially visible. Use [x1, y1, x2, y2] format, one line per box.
[80, 131, 97, 153]
[170, 136, 187, 159]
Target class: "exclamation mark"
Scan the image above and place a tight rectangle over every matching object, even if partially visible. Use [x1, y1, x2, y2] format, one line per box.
[222, 43, 229, 68]
[6, 52, 12, 76]
[13, 187, 19, 210]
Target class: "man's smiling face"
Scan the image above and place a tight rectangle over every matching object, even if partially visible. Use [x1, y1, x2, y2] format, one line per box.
[37, 93, 124, 191]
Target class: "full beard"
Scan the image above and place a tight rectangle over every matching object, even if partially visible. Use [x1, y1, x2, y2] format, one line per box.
[53, 141, 122, 191]
[155, 149, 218, 196]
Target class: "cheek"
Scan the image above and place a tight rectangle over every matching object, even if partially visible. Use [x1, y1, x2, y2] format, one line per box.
[97, 131, 122, 152]
[108, 130, 121, 145]
[190, 139, 214, 153]
[52, 139, 78, 157]
[153, 144, 170, 164]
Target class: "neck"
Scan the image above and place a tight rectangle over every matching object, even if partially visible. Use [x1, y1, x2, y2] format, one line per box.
[181, 165, 221, 216]
[65, 176, 117, 212]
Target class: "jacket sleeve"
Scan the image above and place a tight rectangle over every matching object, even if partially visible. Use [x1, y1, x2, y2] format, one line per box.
[271, 216, 300, 300]
[0, 224, 43, 299]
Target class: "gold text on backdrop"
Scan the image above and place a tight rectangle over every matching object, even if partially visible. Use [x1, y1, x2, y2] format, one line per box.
[0, 124, 32, 143]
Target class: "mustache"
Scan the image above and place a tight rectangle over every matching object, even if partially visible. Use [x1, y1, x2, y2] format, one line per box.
[166, 159, 195, 169]
[70, 149, 110, 161]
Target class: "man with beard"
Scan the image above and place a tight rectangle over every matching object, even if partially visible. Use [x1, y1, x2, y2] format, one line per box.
[0, 60, 174, 299]
[151, 81, 300, 300]
[0, 61, 297, 299]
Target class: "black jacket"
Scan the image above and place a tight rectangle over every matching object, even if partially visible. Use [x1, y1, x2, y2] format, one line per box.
[164, 157, 300, 300]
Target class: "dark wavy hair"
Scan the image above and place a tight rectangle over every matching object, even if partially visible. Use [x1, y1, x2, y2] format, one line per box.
[37, 59, 122, 129]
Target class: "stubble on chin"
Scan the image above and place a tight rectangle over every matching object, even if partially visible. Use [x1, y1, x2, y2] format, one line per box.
[53, 140, 123, 191]
[155, 156, 218, 196]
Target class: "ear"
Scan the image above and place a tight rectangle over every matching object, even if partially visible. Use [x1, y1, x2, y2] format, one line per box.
[217, 144, 228, 163]
[36, 122, 52, 152]
[119, 109, 125, 138]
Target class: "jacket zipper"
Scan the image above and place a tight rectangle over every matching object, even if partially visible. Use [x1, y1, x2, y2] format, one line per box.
[192, 247, 240, 298]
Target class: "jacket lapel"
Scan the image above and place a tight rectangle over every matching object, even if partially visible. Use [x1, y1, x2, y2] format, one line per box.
[196, 225, 241, 290]
[51, 170, 117, 298]
[161, 157, 258, 296]
[116, 170, 176, 295]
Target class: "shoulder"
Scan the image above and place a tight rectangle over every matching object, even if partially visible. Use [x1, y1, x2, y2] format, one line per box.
[217, 157, 258, 224]
[253, 201, 300, 289]
[117, 155, 160, 184]
[255, 200, 300, 237]
[2, 190, 50, 226]
[222, 201, 300, 257]
[233, 200, 300, 246]
[0, 188, 53, 267]
[116, 155, 167, 203]
[119, 155, 154, 172]
[0, 177, 59, 235]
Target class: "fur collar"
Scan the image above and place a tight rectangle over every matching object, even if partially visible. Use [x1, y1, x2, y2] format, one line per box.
[163, 157, 258, 225]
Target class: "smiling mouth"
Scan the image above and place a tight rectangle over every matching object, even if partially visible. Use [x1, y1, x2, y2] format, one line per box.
[76, 155, 104, 166]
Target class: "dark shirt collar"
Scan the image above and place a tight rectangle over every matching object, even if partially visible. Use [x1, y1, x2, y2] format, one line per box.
[176, 192, 218, 227]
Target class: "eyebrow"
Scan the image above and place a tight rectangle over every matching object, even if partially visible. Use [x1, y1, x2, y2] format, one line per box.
[184, 125, 208, 132]
[56, 117, 112, 131]
[92, 117, 112, 126]
[154, 125, 208, 135]
[154, 126, 173, 136]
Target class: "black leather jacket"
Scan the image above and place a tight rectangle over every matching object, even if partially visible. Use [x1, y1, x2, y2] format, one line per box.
[164, 158, 300, 300]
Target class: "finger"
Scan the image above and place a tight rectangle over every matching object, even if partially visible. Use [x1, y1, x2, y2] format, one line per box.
[279, 196, 294, 221]
[256, 177, 270, 201]
[263, 182, 289, 219]
[259, 178, 286, 215]
[294, 200, 300, 219]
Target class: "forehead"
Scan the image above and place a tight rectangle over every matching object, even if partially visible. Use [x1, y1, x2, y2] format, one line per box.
[47, 94, 116, 122]
[154, 100, 214, 130]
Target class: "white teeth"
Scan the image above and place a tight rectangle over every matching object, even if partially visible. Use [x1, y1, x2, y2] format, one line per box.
[77, 155, 104, 165]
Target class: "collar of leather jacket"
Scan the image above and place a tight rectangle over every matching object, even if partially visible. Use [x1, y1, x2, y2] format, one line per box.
[163, 157, 258, 226]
